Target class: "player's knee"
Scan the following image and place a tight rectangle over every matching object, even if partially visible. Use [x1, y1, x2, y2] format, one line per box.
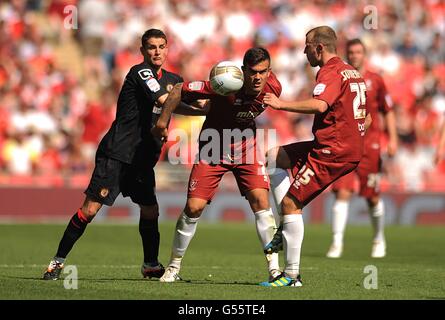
[81, 198, 102, 222]
[80, 206, 98, 222]
[336, 189, 352, 201]
[249, 196, 269, 212]
[184, 201, 205, 218]
[281, 195, 303, 214]
[367, 196, 379, 207]
[140, 204, 159, 220]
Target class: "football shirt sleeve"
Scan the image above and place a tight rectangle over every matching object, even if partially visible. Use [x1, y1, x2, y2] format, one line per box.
[312, 69, 341, 107]
[182, 81, 218, 100]
[135, 66, 168, 101]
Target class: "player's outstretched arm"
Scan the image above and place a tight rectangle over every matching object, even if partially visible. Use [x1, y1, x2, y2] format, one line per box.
[365, 113, 372, 131]
[175, 99, 210, 116]
[434, 121, 445, 165]
[151, 82, 183, 140]
[384, 110, 398, 157]
[263, 93, 328, 114]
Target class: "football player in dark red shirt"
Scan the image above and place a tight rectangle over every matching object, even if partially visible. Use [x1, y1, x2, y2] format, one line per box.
[260, 26, 371, 287]
[328, 39, 397, 259]
[152, 48, 283, 283]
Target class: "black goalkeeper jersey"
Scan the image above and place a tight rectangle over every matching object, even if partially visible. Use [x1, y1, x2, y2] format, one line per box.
[97, 61, 182, 164]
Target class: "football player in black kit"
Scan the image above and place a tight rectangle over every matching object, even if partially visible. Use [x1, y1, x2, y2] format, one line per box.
[43, 29, 207, 280]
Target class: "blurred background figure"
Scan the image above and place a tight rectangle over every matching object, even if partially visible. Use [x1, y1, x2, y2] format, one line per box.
[0, 0, 444, 195]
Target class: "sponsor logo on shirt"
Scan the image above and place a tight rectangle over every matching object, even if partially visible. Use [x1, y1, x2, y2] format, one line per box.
[313, 83, 326, 95]
[152, 106, 162, 114]
[146, 78, 161, 92]
[188, 81, 204, 91]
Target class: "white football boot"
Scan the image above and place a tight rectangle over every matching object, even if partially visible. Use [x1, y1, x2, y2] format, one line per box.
[371, 240, 386, 258]
[326, 243, 343, 258]
[159, 266, 182, 282]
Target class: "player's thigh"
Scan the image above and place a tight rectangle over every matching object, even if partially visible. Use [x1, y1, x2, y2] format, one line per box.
[331, 170, 356, 200]
[84, 152, 124, 208]
[244, 188, 270, 212]
[281, 141, 314, 176]
[233, 162, 269, 205]
[187, 162, 228, 203]
[287, 155, 358, 207]
[266, 145, 292, 169]
[122, 164, 158, 208]
[357, 151, 381, 199]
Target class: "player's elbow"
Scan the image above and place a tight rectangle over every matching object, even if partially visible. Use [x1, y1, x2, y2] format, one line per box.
[315, 100, 328, 113]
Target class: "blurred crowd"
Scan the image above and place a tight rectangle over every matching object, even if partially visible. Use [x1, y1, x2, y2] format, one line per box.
[0, 0, 444, 191]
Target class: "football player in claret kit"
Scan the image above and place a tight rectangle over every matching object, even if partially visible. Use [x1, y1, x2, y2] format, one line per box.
[327, 38, 397, 259]
[152, 48, 283, 283]
[260, 26, 371, 287]
[43, 29, 206, 280]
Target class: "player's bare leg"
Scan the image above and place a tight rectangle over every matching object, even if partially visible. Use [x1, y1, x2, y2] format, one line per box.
[43, 197, 100, 280]
[260, 193, 303, 287]
[245, 188, 281, 280]
[367, 196, 386, 258]
[264, 146, 292, 254]
[139, 204, 165, 278]
[160, 197, 206, 282]
[327, 189, 352, 258]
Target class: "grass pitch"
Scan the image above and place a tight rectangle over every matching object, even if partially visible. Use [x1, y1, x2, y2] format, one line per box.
[0, 222, 444, 300]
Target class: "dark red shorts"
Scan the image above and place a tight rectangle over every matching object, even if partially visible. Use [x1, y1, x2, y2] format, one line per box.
[282, 141, 359, 207]
[332, 147, 381, 198]
[187, 161, 269, 201]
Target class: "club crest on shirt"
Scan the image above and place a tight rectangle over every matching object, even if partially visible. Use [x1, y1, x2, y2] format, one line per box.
[189, 179, 198, 192]
[99, 188, 109, 198]
[166, 83, 174, 92]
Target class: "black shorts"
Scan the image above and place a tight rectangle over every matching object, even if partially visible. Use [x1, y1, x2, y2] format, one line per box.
[84, 151, 157, 206]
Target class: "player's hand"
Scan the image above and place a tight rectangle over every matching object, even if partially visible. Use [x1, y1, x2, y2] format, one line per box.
[387, 139, 398, 157]
[151, 125, 168, 142]
[434, 149, 444, 166]
[263, 93, 282, 110]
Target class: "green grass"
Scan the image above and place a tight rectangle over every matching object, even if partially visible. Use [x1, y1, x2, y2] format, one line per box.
[0, 223, 444, 300]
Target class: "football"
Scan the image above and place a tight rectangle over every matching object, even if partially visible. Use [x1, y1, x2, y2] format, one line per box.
[209, 61, 244, 96]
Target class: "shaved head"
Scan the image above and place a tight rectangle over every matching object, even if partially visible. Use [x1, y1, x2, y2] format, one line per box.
[306, 26, 337, 53]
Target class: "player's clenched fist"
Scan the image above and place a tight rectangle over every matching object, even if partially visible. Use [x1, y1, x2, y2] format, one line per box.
[151, 125, 168, 141]
[263, 92, 282, 110]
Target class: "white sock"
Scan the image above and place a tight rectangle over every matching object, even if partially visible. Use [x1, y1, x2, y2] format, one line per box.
[331, 200, 349, 247]
[283, 214, 304, 278]
[254, 208, 280, 271]
[267, 167, 290, 222]
[369, 199, 385, 242]
[169, 212, 200, 269]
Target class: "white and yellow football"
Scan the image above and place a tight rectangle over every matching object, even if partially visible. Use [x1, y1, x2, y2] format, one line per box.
[209, 61, 244, 96]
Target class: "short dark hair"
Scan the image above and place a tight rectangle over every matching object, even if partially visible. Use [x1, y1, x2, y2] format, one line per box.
[243, 47, 271, 67]
[306, 26, 337, 53]
[141, 29, 167, 48]
[346, 38, 366, 52]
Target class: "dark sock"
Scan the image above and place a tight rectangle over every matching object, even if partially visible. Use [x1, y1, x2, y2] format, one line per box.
[56, 209, 90, 258]
[139, 217, 160, 265]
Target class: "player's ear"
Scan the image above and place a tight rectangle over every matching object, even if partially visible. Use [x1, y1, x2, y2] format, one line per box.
[140, 46, 145, 56]
[316, 44, 323, 54]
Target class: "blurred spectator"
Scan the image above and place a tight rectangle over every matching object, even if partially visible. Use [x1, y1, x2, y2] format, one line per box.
[0, 0, 444, 191]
